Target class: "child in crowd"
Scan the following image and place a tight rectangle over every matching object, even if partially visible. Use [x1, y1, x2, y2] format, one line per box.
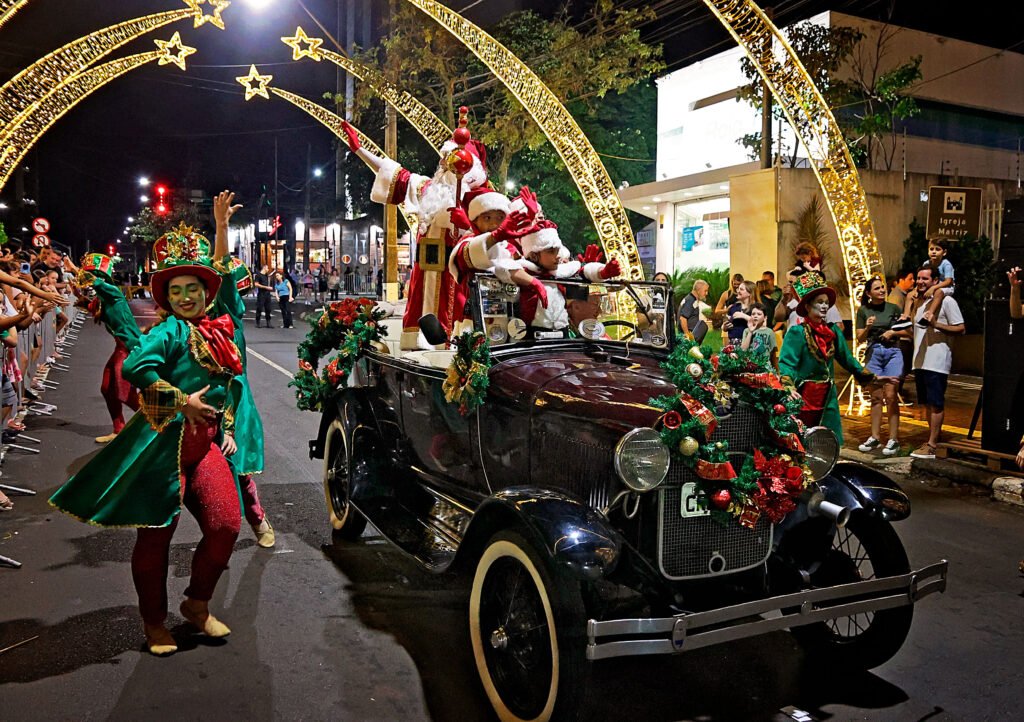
[740, 301, 779, 369]
[790, 241, 823, 278]
[919, 239, 955, 324]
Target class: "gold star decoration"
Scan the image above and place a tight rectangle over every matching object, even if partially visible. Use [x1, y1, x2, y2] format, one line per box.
[186, 0, 230, 31]
[236, 64, 272, 101]
[281, 26, 324, 62]
[154, 32, 197, 71]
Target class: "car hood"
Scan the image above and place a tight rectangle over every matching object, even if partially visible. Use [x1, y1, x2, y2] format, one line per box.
[489, 351, 675, 430]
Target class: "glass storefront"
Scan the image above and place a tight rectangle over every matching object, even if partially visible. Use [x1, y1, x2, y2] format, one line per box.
[673, 196, 730, 271]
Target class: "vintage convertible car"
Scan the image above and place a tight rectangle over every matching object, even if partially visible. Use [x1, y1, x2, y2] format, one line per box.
[308, 275, 948, 722]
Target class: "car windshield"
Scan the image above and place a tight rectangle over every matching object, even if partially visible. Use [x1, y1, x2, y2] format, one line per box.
[471, 274, 673, 351]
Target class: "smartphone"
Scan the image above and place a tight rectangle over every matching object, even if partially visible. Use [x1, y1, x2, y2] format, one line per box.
[19, 261, 31, 274]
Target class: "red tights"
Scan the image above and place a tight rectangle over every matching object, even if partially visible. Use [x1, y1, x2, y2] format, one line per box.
[131, 422, 241, 626]
[101, 340, 140, 433]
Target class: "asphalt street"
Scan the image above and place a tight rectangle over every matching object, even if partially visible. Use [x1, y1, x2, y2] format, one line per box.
[1, 299, 1023, 721]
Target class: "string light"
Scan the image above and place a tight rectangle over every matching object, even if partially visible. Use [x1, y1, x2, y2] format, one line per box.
[0, 0, 29, 29]
[284, 27, 452, 151]
[401, 0, 644, 281]
[235, 64, 273, 100]
[699, 0, 884, 325]
[0, 38, 195, 190]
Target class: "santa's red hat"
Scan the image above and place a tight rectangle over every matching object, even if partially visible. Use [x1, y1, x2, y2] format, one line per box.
[461, 187, 510, 221]
[520, 220, 562, 257]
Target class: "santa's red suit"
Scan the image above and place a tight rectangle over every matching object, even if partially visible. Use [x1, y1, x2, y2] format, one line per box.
[448, 187, 523, 287]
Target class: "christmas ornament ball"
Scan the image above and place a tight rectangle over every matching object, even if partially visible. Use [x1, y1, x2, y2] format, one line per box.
[685, 362, 703, 379]
[773, 403, 787, 414]
[452, 127, 472, 146]
[678, 436, 699, 456]
[448, 148, 474, 175]
[710, 489, 731, 510]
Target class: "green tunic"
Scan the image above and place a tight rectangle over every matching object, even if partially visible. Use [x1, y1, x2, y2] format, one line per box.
[778, 322, 872, 444]
[211, 259, 265, 476]
[49, 314, 242, 528]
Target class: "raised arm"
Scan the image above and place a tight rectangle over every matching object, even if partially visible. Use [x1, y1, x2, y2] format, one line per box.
[213, 190, 242, 262]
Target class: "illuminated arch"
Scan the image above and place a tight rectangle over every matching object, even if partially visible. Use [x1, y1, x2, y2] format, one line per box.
[0, 0, 29, 29]
[701, 0, 883, 315]
[0, 2, 206, 133]
[0, 41, 195, 190]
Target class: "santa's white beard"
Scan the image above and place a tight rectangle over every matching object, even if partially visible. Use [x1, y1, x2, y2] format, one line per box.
[418, 155, 488, 229]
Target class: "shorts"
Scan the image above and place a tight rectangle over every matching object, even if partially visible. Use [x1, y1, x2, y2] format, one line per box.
[914, 369, 949, 410]
[865, 344, 903, 378]
[2, 375, 16, 408]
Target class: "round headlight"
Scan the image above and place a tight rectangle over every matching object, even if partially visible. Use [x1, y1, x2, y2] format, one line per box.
[803, 426, 839, 481]
[614, 428, 670, 492]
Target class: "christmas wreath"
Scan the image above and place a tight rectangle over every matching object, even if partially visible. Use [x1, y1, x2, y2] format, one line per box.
[290, 297, 388, 412]
[442, 331, 492, 415]
[650, 339, 811, 528]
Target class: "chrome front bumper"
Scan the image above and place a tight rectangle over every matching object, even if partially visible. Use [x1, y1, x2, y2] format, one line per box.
[586, 559, 948, 660]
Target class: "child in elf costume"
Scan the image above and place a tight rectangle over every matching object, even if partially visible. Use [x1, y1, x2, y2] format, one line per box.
[516, 220, 620, 336]
[50, 213, 250, 656]
[778, 271, 874, 443]
[65, 253, 141, 443]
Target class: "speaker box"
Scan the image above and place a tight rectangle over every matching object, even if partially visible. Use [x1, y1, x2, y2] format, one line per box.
[982, 300, 1024, 453]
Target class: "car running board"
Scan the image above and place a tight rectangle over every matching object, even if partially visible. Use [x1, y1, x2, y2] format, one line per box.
[354, 492, 470, 572]
[587, 559, 948, 659]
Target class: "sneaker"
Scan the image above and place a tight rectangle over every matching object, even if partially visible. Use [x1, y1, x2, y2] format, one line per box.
[882, 439, 900, 456]
[910, 444, 936, 459]
[858, 436, 881, 452]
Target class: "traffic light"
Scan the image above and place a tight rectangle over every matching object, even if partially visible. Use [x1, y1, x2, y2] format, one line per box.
[107, 244, 116, 255]
[155, 184, 169, 215]
[156, 202, 168, 215]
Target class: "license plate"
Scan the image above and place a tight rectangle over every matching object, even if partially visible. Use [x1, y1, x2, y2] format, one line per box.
[680, 482, 710, 518]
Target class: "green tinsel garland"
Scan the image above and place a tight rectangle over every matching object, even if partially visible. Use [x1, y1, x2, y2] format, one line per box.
[290, 297, 388, 412]
[442, 331, 492, 415]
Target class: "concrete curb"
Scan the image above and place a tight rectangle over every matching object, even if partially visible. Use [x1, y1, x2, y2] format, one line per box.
[910, 457, 998, 489]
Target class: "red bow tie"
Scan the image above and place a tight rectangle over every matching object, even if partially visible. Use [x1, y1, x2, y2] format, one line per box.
[195, 315, 243, 375]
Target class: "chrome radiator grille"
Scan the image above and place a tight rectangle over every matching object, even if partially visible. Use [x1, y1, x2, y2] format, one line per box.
[657, 403, 773, 580]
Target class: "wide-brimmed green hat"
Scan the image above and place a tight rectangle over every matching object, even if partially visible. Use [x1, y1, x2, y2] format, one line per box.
[150, 223, 221, 315]
[793, 270, 836, 317]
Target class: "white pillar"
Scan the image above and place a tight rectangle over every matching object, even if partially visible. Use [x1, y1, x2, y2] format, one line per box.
[655, 201, 676, 273]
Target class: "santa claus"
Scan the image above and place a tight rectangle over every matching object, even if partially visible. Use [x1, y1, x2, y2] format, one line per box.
[341, 112, 524, 349]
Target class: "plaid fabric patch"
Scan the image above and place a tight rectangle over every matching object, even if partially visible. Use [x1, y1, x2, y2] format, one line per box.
[139, 380, 189, 432]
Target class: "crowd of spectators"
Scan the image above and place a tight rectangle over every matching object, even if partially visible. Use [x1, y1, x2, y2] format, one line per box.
[0, 242, 73, 512]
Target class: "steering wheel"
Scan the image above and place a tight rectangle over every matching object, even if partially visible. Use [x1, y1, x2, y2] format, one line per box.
[602, 319, 638, 340]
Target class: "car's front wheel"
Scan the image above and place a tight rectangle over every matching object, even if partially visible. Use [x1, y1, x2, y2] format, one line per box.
[791, 513, 913, 669]
[323, 425, 367, 541]
[469, 530, 589, 722]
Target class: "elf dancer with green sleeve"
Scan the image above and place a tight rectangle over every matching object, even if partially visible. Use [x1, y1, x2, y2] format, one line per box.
[778, 271, 874, 444]
[209, 190, 274, 548]
[64, 253, 141, 444]
[50, 226, 245, 656]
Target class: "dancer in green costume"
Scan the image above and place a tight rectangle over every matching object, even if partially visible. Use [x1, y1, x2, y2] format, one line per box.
[778, 271, 874, 444]
[50, 222, 247, 656]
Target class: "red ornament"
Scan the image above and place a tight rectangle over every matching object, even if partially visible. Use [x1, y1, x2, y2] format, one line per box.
[662, 410, 682, 429]
[710, 488, 732, 510]
[448, 148, 474, 175]
[773, 403, 787, 414]
[723, 344, 735, 354]
[452, 127, 472, 146]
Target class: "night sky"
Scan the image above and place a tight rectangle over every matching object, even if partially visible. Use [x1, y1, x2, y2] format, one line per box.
[0, 0, 1015, 254]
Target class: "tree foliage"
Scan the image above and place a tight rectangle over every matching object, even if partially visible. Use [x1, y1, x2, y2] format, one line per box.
[127, 205, 201, 245]
[736, 20, 922, 171]
[338, 1, 663, 248]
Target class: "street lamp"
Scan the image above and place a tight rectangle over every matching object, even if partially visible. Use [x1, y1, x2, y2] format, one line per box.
[138, 176, 149, 187]
[242, 0, 274, 10]
[127, 216, 134, 223]
[313, 167, 323, 178]
[505, 179, 516, 192]
[0, 202, 7, 210]
[139, 194, 148, 203]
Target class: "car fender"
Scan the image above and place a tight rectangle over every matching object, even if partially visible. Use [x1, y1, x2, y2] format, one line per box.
[458, 487, 622, 581]
[310, 388, 377, 460]
[819, 461, 911, 522]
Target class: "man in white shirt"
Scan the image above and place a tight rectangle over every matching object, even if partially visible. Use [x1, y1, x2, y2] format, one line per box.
[907, 265, 965, 459]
